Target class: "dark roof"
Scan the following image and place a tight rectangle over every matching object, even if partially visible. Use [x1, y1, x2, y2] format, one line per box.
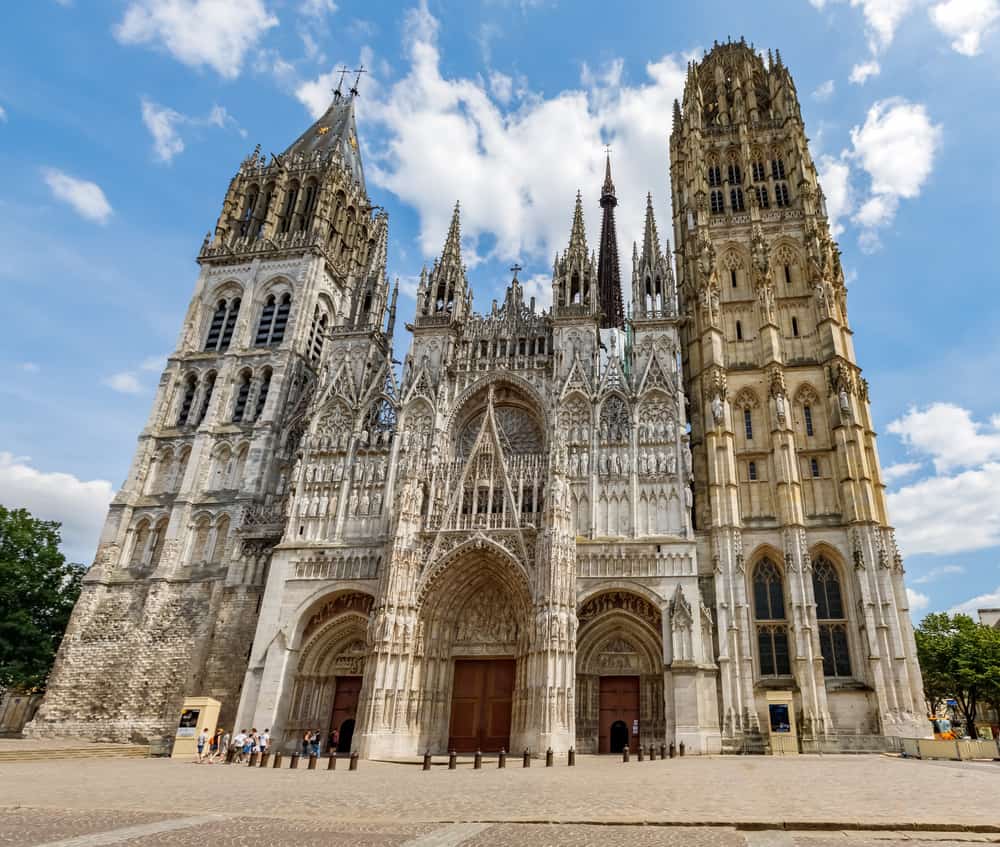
[283, 94, 366, 193]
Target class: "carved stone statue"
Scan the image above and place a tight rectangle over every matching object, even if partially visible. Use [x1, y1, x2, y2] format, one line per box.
[711, 395, 724, 426]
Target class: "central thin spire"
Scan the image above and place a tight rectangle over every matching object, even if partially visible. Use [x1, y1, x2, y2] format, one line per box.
[597, 152, 624, 328]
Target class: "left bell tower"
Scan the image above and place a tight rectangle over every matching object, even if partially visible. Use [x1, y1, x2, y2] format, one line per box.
[28, 86, 384, 742]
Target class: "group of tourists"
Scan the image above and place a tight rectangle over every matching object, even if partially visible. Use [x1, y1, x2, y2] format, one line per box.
[301, 728, 339, 757]
[195, 727, 270, 763]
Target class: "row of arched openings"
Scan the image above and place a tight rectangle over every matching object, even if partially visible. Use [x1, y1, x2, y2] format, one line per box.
[202, 293, 291, 353]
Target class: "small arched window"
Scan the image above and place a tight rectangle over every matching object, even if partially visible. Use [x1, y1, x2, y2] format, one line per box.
[784, 264, 792, 285]
[232, 370, 252, 422]
[707, 165, 722, 187]
[730, 269, 738, 288]
[129, 519, 151, 568]
[748, 460, 758, 481]
[570, 271, 581, 304]
[753, 558, 790, 676]
[255, 292, 291, 346]
[730, 187, 745, 212]
[195, 372, 216, 426]
[744, 407, 753, 440]
[810, 457, 820, 478]
[804, 405, 814, 437]
[736, 320, 743, 341]
[791, 316, 800, 337]
[813, 557, 851, 677]
[253, 369, 271, 421]
[177, 374, 198, 426]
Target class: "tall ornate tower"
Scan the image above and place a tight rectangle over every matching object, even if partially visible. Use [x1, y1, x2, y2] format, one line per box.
[670, 39, 925, 748]
[28, 86, 389, 741]
[597, 155, 625, 329]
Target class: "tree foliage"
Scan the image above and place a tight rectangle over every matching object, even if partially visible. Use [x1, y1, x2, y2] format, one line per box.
[915, 612, 1000, 737]
[0, 505, 84, 692]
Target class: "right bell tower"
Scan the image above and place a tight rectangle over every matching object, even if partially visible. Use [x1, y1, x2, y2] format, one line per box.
[670, 39, 926, 749]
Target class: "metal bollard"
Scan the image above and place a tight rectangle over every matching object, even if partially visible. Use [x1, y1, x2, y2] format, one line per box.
[448, 750, 457, 770]
[349, 752, 359, 771]
[248, 751, 258, 767]
[522, 749, 530, 768]
[328, 754, 337, 770]
[568, 747, 575, 767]
[679, 741, 686, 757]
[474, 749, 482, 769]
[659, 744, 666, 760]
[545, 748, 553, 767]
[649, 745, 656, 761]
[669, 743, 676, 759]
[273, 752, 283, 768]
[307, 754, 317, 770]
[290, 752, 300, 769]
[637, 745, 644, 762]
[498, 748, 506, 768]
[422, 750, 432, 771]
[259, 752, 270, 768]
[623, 746, 630, 763]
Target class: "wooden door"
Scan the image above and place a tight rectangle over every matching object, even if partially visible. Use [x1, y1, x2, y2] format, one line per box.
[599, 676, 640, 753]
[448, 659, 514, 752]
[328, 675, 362, 751]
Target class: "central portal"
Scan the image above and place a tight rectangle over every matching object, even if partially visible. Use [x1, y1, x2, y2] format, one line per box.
[448, 659, 515, 752]
[599, 675, 639, 753]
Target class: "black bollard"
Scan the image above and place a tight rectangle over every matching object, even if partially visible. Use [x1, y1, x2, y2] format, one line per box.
[349, 752, 359, 771]
[660, 744, 667, 760]
[422, 750, 432, 771]
[248, 751, 258, 767]
[623, 746, 630, 763]
[669, 743, 676, 759]
[545, 748, 553, 767]
[498, 748, 506, 768]
[273, 752, 283, 768]
[448, 750, 457, 770]
[522, 749, 530, 768]
[679, 741, 686, 757]
[637, 745, 644, 762]
[307, 754, 317, 770]
[649, 744, 656, 761]
[328, 754, 337, 770]
[568, 747, 575, 767]
[474, 749, 482, 770]
[290, 752, 300, 769]
[259, 752, 270, 768]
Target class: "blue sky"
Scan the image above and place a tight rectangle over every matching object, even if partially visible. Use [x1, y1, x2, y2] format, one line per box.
[1, 0, 998, 618]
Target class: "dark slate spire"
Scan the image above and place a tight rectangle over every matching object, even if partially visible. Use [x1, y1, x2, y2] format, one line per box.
[282, 91, 366, 192]
[597, 153, 624, 328]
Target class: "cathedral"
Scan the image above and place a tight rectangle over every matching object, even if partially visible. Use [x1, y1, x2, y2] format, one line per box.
[28, 41, 927, 757]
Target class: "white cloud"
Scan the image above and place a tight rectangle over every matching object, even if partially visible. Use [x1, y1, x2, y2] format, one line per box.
[141, 98, 186, 162]
[489, 70, 514, 105]
[849, 58, 882, 83]
[304, 1, 686, 285]
[140, 355, 167, 372]
[521, 273, 553, 310]
[883, 460, 922, 483]
[103, 372, 145, 395]
[913, 564, 965, 584]
[41, 168, 112, 224]
[0, 452, 114, 563]
[115, 0, 279, 80]
[816, 154, 852, 236]
[813, 79, 836, 100]
[888, 403, 1000, 472]
[907, 587, 930, 612]
[299, 0, 337, 18]
[949, 584, 1000, 616]
[929, 0, 1000, 54]
[852, 0, 919, 50]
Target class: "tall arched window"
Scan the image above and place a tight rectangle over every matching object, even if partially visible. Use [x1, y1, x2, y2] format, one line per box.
[743, 407, 754, 440]
[756, 186, 769, 208]
[210, 515, 230, 564]
[239, 187, 258, 237]
[730, 187, 745, 212]
[736, 320, 743, 341]
[195, 372, 216, 426]
[707, 164, 722, 186]
[219, 298, 240, 350]
[232, 370, 252, 422]
[727, 163, 742, 185]
[280, 181, 299, 233]
[804, 405, 814, 437]
[177, 374, 198, 426]
[255, 292, 291, 346]
[299, 181, 318, 231]
[204, 300, 227, 351]
[753, 558, 790, 676]
[813, 556, 851, 677]
[253, 368, 272, 421]
[751, 160, 766, 182]
[775, 182, 790, 208]
[710, 190, 725, 214]
[129, 519, 151, 568]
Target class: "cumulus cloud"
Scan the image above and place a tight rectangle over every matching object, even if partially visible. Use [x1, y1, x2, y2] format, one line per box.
[299, 0, 336, 18]
[489, 70, 514, 104]
[41, 168, 112, 224]
[0, 452, 114, 563]
[907, 587, 930, 612]
[115, 0, 279, 80]
[912, 564, 965, 584]
[849, 58, 882, 83]
[297, 1, 686, 284]
[816, 154, 852, 237]
[949, 584, 1000, 616]
[929, 0, 1000, 54]
[853, 0, 919, 49]
[882, 460, 922, 483]
[888, 403, 1000, 472]
[103, 372, 145, 394]
[140, 97, 244, 163]
[521, 273, 553, 310]
[813, 79, 836, 100]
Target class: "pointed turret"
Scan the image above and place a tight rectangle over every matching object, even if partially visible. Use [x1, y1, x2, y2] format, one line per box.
[568, 191, 587, 254]
[386, 278, 399, 339]
[420, 201, 470, 321]
[597, 153, 624, 328]
[632, 195, 675, 319]
[552, 191, 597, 314]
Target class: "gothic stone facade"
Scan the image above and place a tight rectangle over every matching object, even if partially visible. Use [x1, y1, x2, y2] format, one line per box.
[28, 42, 926, 755]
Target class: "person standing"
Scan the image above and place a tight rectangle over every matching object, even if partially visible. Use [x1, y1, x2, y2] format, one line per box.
[259, 728, 270, 756]
[302, 730, 311, 756]
[196, 728, 209, 763]
[311, 728, 321, 758]
[220, 729, 231, 763]
[233, 728, 247, 763]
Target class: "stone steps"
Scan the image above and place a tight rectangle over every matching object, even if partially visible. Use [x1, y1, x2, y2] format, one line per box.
[0, 744, 149, 762]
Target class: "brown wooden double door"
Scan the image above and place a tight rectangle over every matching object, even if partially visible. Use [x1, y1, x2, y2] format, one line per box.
[448, 659, 515, 752]
[328, 675, 362, 753]
[599, 675, 639, 754]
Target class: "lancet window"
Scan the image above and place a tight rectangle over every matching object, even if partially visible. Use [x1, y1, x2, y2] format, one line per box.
[753, 558, 790, 677]
[232, 370, 252, 422]
[177, 374, 198, 426]
[813, 556, 851, 677]
[255, 292, 291, 346]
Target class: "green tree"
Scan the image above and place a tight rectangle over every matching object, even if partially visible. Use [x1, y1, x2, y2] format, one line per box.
[0, 506, 84, 692]
[915, 612, 1000, 738]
